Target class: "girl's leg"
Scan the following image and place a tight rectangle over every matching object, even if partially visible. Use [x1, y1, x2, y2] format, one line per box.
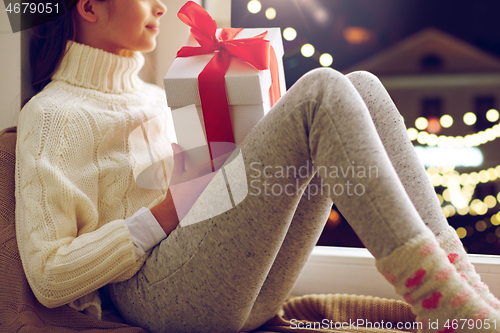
[241, 176, 333, 330]
[243, 68, 449, 329]
[346, 71, 500, 311]
[345, 71, 447, 235]
[245, 70, 500, 330]
[110, 68, 491, 333]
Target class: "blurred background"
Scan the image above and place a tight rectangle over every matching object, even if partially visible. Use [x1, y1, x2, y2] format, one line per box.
[231, 0, 500, 255]
[2, 0, 500, 255]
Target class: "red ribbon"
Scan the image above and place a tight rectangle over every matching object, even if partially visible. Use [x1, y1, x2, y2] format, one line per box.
[176, 1, 281, 159]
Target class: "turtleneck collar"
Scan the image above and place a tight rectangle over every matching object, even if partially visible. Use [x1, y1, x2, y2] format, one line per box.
[52, 40, 145, 94]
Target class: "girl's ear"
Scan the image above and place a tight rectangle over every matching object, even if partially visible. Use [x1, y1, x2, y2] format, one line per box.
[75, 0, 98, 23]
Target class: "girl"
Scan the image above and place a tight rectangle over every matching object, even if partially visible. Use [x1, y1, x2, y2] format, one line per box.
[17, 0, 500, 332]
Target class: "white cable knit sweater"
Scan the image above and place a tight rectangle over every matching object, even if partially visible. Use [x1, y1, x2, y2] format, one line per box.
[15, 41, 175, 318]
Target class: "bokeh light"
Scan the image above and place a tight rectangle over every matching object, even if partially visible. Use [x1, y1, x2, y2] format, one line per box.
[319, 53, 333, 67]
[445, 204, 456, 216]
[301, 44, 315, 57]
[283, 27, 297, 41]
[492, 214, 500, 226]
[415, 117, 428, 130]
[486, 109, 499, 122]
[427, 134, 438, 146]
[485, 195, 497, 208]
[417, 131, 429, 144]
[343, 27, 373, 44]
[247, 0, 261, 14]
[407, 128, 418, 140]
[326, 209, 341, 229]
[427, 116, 441, 134]
[265, 7, 276, 20]
[463, 112, 477, 126]
[476, 220, 487, 232]
[440, 115, 453, 128]
[496, 212, 500, 225]
[456, 227, 467, 239]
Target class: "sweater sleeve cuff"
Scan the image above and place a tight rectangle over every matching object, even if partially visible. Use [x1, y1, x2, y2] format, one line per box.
[125, 207, 167, 258]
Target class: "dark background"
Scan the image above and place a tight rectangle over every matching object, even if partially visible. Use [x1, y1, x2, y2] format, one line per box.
[232, 0, 500, 87]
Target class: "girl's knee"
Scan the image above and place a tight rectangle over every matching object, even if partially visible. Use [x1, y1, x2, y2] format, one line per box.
[294, 67, 353, 96]
[346, 70, 381, 85]
[301, 67, 345, 84]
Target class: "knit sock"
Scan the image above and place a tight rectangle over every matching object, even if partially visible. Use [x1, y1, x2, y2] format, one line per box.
[376, 231, 500, 332]
[436, 226, 500, 311]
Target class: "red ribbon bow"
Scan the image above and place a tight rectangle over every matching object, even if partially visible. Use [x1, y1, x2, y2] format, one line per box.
[176, 1, 281, 159]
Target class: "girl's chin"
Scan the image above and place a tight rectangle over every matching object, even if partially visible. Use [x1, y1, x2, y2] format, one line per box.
[138, 37, 157, 52]
[124, 41, 157, 54]
[140, 42, 157, 53]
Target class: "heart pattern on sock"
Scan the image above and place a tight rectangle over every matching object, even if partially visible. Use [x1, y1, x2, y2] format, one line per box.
[490, 299, 500, 308]
[437, 226, 500, 315]
[419, 241, 437, 256]
[377, 232, 500, 332]
[473, 307, 489, 321]
[435, 265, 453, 281]
[422, 291, 442, 310]
[450, 288, 471, 307]
[405, 269, 426, 288]
[447, 253, 459, 264]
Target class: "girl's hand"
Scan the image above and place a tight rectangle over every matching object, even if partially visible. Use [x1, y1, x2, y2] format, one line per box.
[151, 143, 233, 233]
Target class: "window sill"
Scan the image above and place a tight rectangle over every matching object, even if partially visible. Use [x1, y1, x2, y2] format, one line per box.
[291, 246, 500, 300]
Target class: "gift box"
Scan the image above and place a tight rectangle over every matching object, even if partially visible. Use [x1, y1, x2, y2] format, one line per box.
[164, 26, 286, 119]
[164, 3, 286, 170]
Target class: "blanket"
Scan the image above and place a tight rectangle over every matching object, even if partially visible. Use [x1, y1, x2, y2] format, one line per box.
[258, 294, 416, 332]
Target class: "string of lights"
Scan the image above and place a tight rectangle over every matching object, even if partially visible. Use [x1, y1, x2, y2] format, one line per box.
[414, 109, 500, 131]
[428, 165, 500, 239]
[431, 167, 500, 241]
[407, 112, 500, 148]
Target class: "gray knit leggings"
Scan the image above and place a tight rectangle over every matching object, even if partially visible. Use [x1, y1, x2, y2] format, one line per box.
[110, 69, 449, 333]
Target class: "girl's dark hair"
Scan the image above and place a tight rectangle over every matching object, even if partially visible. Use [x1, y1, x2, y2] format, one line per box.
[28, 0, 79, 98]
